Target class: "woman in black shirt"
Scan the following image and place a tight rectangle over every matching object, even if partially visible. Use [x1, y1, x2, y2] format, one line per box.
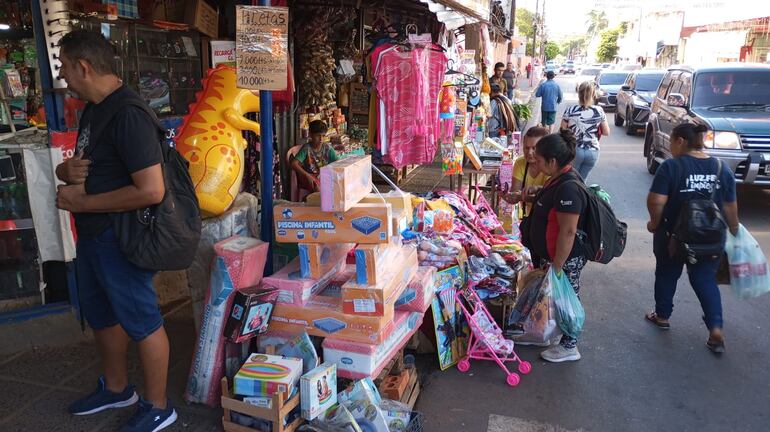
[526, 130, 589, 363]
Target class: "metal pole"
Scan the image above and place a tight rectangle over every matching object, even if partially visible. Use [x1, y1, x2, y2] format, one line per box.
[533, 0, 539, 57]
[258, 0, 274, 275]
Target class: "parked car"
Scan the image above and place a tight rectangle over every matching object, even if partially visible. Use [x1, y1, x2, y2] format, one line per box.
[615, 69, 666, 135]
[545, 61, 557, 75]
[622, 64, 642, 71]
[594, 71, 630, 111]
[563, 61, 575, 74]
[579, 67, 602, 80]
[644, 63, 770, 186]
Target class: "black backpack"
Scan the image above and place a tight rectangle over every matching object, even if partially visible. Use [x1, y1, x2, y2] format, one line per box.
[85, 92, 202, 271]
[670, 158, 726, 263]
[560, 179, 628, 264]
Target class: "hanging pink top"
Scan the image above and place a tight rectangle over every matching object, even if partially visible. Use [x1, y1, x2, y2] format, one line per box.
[374, 46, 447, 169]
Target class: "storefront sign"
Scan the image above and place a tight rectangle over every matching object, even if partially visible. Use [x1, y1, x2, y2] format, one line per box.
[235, 6, 288, 91]
[211, 40, 236, 67]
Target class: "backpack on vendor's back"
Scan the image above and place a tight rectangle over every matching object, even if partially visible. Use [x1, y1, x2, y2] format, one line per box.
[559, 179, 628, 264]
[85, 93, 202, 271]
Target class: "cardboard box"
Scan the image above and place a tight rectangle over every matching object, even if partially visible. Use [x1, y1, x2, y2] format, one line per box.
[234, 353, 302, 398]
[269, 291, 395, 344]
[274, 203, 392, 244]
[148, 0, 218, 38]
[300, 363, 337, 420]
[298, 243, 354, 280]
[354, 239, 403, 286]
[320, 155, 372, 212]
[359, 191, 414, 225]
[323, 311, 423, 379]
[342, 247, 418, 316]
[262, 258, 343, 306]
[224, 287, 278, 343]
[395, 266, 436, 313]
[214, 236, 269, 289]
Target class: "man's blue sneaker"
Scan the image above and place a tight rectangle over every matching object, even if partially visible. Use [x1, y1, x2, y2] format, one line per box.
[120, 398, 177, 432]
[69, 376, 139, 415]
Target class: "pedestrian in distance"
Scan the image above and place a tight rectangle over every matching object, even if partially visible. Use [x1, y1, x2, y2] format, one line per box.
[490, 61, 509, 98]
[55, 30, 177, 432]
[526, 62, 532, 79]
[503, 62, 517, 99]
[560, 80, 610, 181]
[535, 71, 563, 134]
[524, 130, 589, 362]
[646, 123, 739, 354]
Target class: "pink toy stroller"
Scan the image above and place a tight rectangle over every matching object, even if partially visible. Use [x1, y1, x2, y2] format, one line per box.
[455, 286, 532, 386]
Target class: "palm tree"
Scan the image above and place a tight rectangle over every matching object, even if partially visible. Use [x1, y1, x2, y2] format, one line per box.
[586, 10, 609, 38]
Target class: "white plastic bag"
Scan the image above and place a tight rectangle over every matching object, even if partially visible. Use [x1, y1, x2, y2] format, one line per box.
[725, 224, 770, 299]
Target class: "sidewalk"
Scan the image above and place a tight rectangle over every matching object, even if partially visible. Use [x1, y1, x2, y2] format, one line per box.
[0, 301, 221, 432]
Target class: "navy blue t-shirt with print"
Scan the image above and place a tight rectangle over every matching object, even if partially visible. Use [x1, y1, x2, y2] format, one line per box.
[649, 155, 736, 231]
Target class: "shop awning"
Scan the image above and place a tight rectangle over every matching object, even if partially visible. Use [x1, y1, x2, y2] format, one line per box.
[419, 0, 491, 30]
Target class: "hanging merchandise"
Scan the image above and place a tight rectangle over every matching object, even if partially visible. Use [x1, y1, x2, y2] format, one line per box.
[439, 84, 457, 119]
[373, 39, 448, 168]
[479, 24, 494, 69]
[294, 9, 339, 110]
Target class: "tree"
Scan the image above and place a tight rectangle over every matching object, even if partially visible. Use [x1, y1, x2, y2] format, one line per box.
[560, 36, 587, 59]
[515, 9, 537, 56]
[585, 10, 609, 38]
[596, 29, 620, 62]
[545, 42, 560, 60]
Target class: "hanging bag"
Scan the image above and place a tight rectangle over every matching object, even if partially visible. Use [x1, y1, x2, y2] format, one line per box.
[549, 267, 585, 340]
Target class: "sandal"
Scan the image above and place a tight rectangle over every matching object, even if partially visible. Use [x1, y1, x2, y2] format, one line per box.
[707, 337, 725, 354]
[645, 312, 670, 330]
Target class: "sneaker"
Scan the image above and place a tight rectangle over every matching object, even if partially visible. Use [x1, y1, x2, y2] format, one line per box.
[120, 398, 177, 432]
[485, 253, 507, 269]
[69, 376, 139, 416]
[495, 266, 516, 279]
[540, 344, 581, 363]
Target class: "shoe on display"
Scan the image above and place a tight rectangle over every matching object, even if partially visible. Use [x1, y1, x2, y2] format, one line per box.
[69, 376, 139, 416]
[469, 256, 493, 277]
[487, 252, 507, 268]
[496, 266, 516, 279]
[540, 345, 581, 363]
[120, 398, 177, 432]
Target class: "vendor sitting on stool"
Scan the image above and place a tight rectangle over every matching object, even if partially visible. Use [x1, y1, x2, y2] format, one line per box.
[291, 120, 339, 194]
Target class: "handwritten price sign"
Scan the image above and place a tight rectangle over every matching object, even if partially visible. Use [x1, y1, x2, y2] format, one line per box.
[235, 6, 288, 91]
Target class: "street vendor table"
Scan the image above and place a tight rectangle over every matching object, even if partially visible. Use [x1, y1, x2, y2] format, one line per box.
[463, 166, 500, 211]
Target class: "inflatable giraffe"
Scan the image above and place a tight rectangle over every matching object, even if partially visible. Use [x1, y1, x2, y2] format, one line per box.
[175, 66, 261, 217]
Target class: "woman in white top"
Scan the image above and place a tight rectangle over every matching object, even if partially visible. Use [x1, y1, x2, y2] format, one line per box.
[560, 81, 610, 180]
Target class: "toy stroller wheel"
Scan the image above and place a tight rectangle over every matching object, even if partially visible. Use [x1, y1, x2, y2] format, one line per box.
[458, 360, 471, 372]
[506, 373, 520, 387]
[518, 361, 532, 375]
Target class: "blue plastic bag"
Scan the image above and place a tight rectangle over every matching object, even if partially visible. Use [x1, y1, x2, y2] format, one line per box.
[725, 224, 770, 299]
[549, 267, 585, 340]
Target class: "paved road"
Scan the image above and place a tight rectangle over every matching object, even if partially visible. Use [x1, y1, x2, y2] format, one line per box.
[417, 75, 770, 432]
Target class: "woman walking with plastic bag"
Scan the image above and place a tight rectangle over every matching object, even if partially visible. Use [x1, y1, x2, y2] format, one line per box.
[646, 123, 740, 354]
[524, 130, 589, 362]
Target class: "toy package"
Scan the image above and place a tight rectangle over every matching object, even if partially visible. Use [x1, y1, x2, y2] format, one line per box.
[320, 155, 372, 212]
[234, 353, 303, 398]
[300, 363, 338, 420]
[262, 258, 344, 306]
[342, 247, 418, 316]
[395, 266, 437, 313]
[323, 312, 423, 379]
[213, 236, 269, 289]
[337, 378, 389, 432]
[270, 292, 394, 344]
[258, 330, 319, 374]
[274, 203, 393, 244]
[354, 240, 403, 286]
[313, 405, 362, 432]
[298, 243, 354, 280]
[224, 287, 278, 343]
[185, 256, 238, 406]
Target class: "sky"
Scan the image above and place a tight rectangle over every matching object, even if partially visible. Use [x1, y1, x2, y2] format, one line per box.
[515, 0, 770, 41]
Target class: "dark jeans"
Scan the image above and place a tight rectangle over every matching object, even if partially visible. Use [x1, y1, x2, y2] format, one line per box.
[653, 230, 723, 329]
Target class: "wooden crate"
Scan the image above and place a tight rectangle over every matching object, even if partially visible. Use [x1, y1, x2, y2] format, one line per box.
[221, 377, 304, 432]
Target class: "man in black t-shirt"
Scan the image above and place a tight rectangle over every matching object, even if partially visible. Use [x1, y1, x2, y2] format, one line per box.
[55, 30, 176, 432]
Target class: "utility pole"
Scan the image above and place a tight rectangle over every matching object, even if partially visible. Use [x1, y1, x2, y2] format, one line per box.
[533, 0, 539, 57]
[540, 0, 547, 60]
[508, 0, 516, 61]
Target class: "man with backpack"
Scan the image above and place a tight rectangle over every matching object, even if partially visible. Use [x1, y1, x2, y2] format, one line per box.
[646, 123, 740, 354]
[55, 30, 177, 431]
[487, 83, 517, 138]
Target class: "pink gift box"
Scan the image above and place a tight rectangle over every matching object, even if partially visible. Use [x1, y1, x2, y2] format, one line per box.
[213, 236, 269, 289]
[262, 258, 343, 306]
